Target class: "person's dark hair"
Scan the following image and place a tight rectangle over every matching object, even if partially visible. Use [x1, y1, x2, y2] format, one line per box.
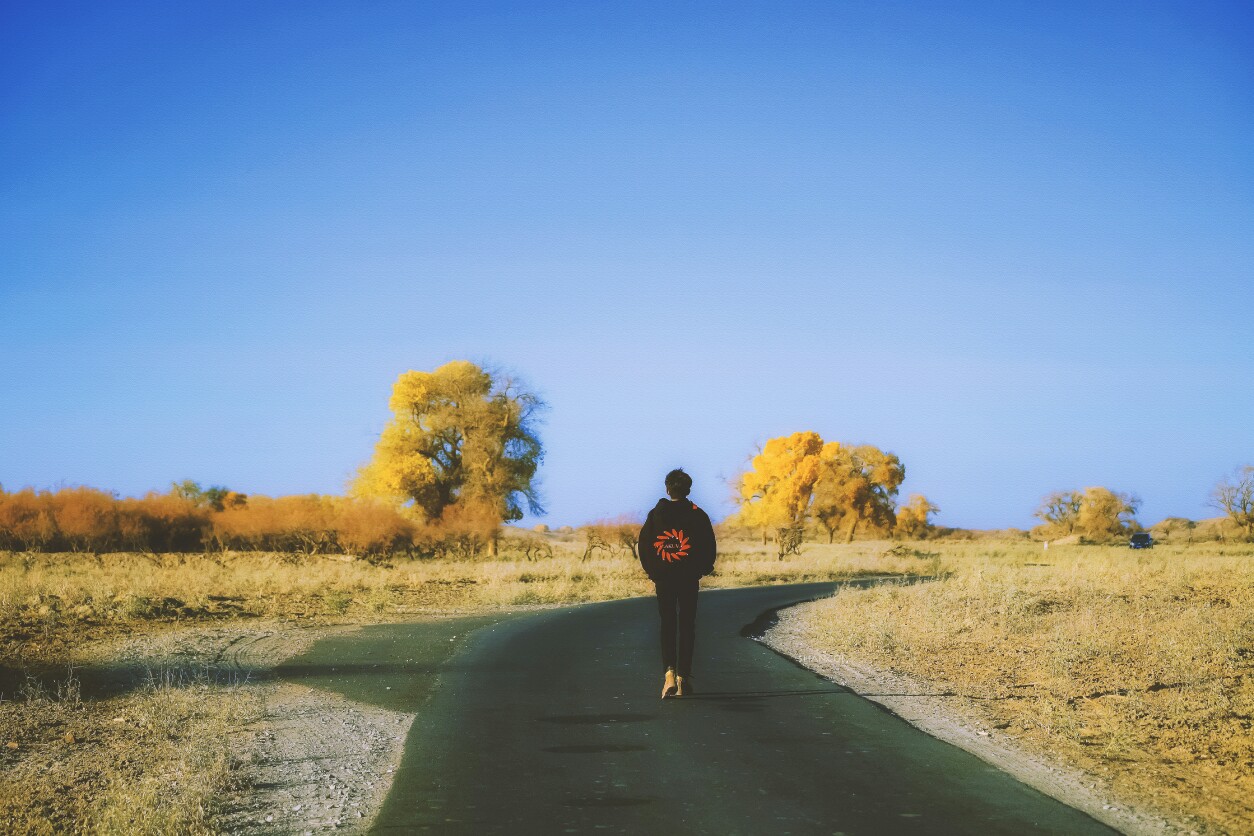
[664, 468, 692, 499]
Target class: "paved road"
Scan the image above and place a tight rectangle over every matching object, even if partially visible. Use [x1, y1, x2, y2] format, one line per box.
[281, 582, 1114, 835]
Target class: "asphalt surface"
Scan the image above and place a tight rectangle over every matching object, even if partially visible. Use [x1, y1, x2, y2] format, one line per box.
[281, 582, 1115, 835]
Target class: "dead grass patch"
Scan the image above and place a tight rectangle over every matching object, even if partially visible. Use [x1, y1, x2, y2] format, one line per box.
[1, 663, 256, 835]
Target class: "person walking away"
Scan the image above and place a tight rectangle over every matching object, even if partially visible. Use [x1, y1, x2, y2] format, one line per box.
[638, 468, 717, 699]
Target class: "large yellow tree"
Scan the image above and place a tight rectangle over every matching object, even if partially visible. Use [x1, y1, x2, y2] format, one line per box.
[1076, 486, 1140, 541]
[733, 431, 826, 543]
[733, 432, 906, 546]
[352, 361, 544, 538]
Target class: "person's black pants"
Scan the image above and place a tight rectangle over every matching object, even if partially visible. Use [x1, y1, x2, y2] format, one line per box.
[654, 576, 699, 677]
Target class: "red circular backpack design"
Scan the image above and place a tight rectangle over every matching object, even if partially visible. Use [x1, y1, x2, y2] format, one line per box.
[653, 528, 690, 563]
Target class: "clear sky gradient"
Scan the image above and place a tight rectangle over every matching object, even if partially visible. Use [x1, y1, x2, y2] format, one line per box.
[3, 1, 1251, 528]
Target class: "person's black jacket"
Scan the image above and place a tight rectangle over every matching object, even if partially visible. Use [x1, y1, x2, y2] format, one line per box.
[638, 498, 717, 582]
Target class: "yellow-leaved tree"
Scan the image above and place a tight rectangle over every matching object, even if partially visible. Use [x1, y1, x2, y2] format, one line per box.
[893, 494, 940, 540]
[811, 444, 905, 543]
[732, 431, 826, 545]
[1076, 486, 1140, 542]
[1035, 487, 1139, 542]
[732, 433, 908, 549]
[352, 361, 544, 555]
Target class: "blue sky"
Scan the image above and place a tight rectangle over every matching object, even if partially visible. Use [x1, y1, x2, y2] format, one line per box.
[2, 1, 1251, 528]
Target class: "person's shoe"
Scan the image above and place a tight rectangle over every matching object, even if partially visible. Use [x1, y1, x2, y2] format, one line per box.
[675, 675, 694, 697]
[661, 668, 678, 699]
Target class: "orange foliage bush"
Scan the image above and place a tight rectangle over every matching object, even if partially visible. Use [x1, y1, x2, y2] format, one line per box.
[335, 499, 419, 557]
[0, 486, 436, 558]
[211, 494, 425, 558]
[117, 493, 209, 552]
[49, 487, 118, 551]
[435, 500, 502, 557]
[211, 495, 336, 554]
[0, 487, 210, 552]
[0, 488, 57, 551]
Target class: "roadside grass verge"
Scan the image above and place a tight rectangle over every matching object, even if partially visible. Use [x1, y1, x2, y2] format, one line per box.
[786, 542, 1254, 834]
[1, 662, 255, 835]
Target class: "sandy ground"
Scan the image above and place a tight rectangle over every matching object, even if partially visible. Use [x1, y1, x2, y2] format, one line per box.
[82, 622, 415, 835]
[761, 608, 1204, 836]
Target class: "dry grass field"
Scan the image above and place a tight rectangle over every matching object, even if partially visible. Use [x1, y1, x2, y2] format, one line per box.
[0, 537, 929, 833]
[2, 537, 1250, 832]
[785, 541, 1254, 834]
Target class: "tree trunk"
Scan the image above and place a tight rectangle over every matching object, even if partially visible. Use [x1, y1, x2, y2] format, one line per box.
[488, 536, 498, 558]
[843, 515, 859, 544]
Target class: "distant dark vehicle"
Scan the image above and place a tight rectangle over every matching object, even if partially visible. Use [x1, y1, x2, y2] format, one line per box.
[1129, 532, 1154, 549]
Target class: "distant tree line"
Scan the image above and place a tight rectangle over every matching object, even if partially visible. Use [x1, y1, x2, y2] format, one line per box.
[1033, 464, 1254, 543]
[725, 433, 1253, 552]
[3, 356, 1250, 556]
[1033, 487, 1141, 542]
